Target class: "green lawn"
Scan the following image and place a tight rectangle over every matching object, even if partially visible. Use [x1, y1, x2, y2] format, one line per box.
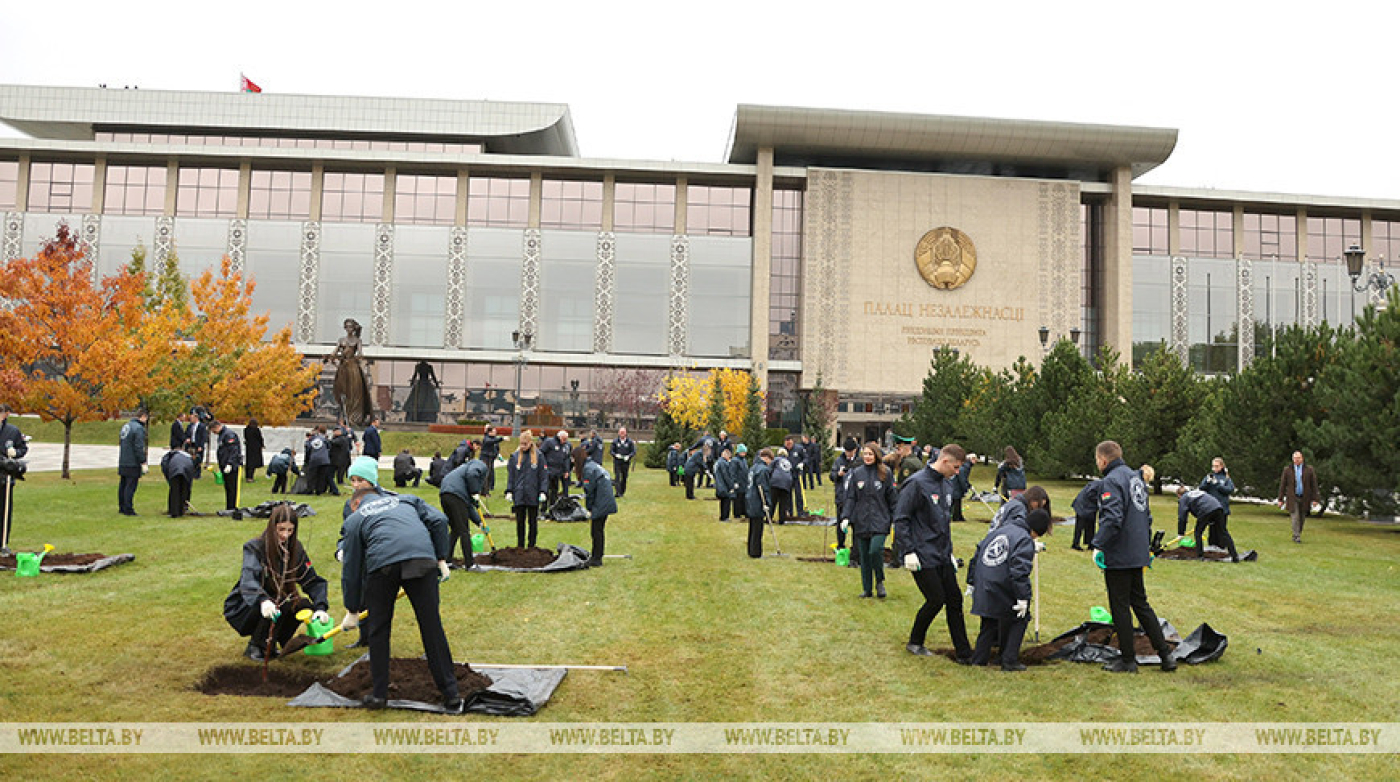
[1, 462, 1397, 779]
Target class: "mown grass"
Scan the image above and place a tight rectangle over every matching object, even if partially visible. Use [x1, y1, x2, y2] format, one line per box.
[0, 461, 1397, 779]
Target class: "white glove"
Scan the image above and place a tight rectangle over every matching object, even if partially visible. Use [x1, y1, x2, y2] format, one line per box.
[340, 610, 359, 631]
[950, 553, 960, 571]
[1013, 599, 1029, 619]
[141, 464, 149, 475]
[1034, 541, 1046, 553]
[839, 519, 850, 532]
[965, 584, 974, 597]
[438, 560, 451, 582]
[904, 553, 920, 571]
[539, 493, 547, 503]
[471, 494, 480, 504]
[5, 447, 14, 458]
[260, 600, 280, 620]
[310, 610, 331, 626]
[335, 548, 344, 563]
[223, 465, 232, 473]
[505, 492, 513, 504]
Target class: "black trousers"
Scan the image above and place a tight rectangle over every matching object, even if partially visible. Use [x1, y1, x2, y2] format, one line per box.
[589, 515, 607, 563]
[801, 470, 814, 490]
[668, 468, 677, 487]
[117, 472, 140, 514]
[167, 476, 190, 517]
[333, 461, 349, 486]
[1, 474, 14, 549]
[514, 504, 539, 549]
[732, 494, 746, 519]
[271, 472, 288, 493]
[684, 472, 697, 499]
[792, 481, 805, 517]
[222, 466, 240, 509]
[772, 488, 792, 521]
[971, 615, 1030, 667]
[950, 496, 965, 522]
[441, 493, 481, 562]
[547, 471, 568, 508]
[364, 561, 457, 702]
[1193, 508, 1238, 560]
[747, 515, 766, 558]
[613, 460, 630, 497]
[484, 466, 496, 494]
[1073, 512, 1097, 548]
[394, 468, 422, 488]
[1103, 567, 1171, 661]
[909, 564, 971, 656]
[719, 496, 732, 521]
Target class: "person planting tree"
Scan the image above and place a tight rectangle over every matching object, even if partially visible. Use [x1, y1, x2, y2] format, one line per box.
[575, 448, 617, 568]
[967, 508, 1051, 671]
[223, 503, 330, 662]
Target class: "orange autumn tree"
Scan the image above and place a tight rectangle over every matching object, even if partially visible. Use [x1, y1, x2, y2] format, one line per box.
[176, 256, 320, 424]
[0, 224, 164, 477]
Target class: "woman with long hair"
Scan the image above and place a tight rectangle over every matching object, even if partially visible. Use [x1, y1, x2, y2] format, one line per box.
[994, 446, 1026, 500]
[222, 503, 329, 661]
[840, 442, 900, 599]
[506, 430, 548, 549]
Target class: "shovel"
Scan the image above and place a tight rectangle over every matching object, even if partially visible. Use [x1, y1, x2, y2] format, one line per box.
[279, 588, 406, 657]
[475, 497, 499, 552]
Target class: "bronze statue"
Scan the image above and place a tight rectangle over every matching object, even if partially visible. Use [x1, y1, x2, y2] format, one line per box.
[329, 318, 373, 426]
[405, 360, 441, 423]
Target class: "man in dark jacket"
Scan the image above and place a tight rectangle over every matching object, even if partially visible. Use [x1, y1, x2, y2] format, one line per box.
[579, 455, 618, 567]
[0, 406, 27, 551]
[1090, 440, 1176, 673]
[329, 425, 353, 489]
[117, 410, 149, 516]
[1071, 479, 1103, 550]
[447, 440, 471, 473]
[427, 452, 448, 488]
[243, 419, 265, 483]
[665, 443, 683, 486]
[187, 410, 208, 478]
[583, 430, 605, 466]
[729, 444, 750, 520]
[808, 436, 824, 488]
[362, 417, 382, 461]
[211, 420, 243, 511]
[305, 426, 334, 496]
[1278, 451, 1319, 544]
[169, 412, 187, 451]
[540, 431, 572, 506]
[894, 444, 972, 662]
[683, 446, 706, 501]
[745, 449, 775, 558]
[267, 448, 299, 494]
[950, 455, 975, 521]
[393, 449, 422, 488]
[439, 445, 490, 563]
[831, 438, 859, 563]
[609, 427, 636, 498]
[769, 447, 796, 521]
[714, 448, 737, 520]
[967, 507, 1050, 671]
[479, 426, 504, 495]
[1176, 486, 1238, 562]
[338, 458, 460, 711]
[782, 436, 806, 516]
[161, 445, 198, 517]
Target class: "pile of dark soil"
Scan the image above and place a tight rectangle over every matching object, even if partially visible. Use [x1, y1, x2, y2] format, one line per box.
[796, 556, 836, 563]
[1157, 548, 1235, 561]
[473, 546, 558, 569]
[933, 626, 1175, 666]
[0, 552, 107, 568]
[322, 658, 492, 703]
[790, 512, 830, 522]
[195, 664, 323, 698]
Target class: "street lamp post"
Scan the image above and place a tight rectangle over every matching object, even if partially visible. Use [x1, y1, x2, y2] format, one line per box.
[511, 330, 533, 436]
[1344, 245, 1395, 293]
[1038, 325, 1050, 354]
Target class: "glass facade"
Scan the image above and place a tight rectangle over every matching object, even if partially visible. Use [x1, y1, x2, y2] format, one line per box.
[1372, 220, 1400, 267]
[243, 220, 302, 336]
[1306, 216, 1360, 263]
[1186, 257, 1238, 375]
[104, 165, 166, 216]
[248, 169, 312, 221]
[1132, 206, 1168, 255]
[175, 167, 238, 218]
[687, 184, 751, 237]
[1243, 212, 1297, 261]
[1131, 255, 1170, 366]
[95, 131, 481, 154]
[389, 225, 450, 347]
[537, 231, 597, 353]
[613, 182, 675, 234]
[322, 172, 385, 224]
[394, 174, 456, 226]
[27, 162, 94, 213]
[612, 233, 670, 355]
[770, 188, 803, 361]
[0, 160, 16, 210]
[540, 179, 603, 231]
[315, 223, 376, 342]
[1252, 259, 1302, 359]
[461, 228, 523, 350]
[467, 177, 529, 228]
[688, 236, 752, 358]
[1179, 208, 1233, 259]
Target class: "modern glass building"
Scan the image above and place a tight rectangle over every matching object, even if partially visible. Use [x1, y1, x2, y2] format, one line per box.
[1, 85, 1395, 437]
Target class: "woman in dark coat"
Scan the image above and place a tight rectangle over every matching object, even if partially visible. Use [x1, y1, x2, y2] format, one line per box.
[840, 442, 900, 599]
[223, 504, 329, 661]
[506, 430, 549, 549]
[244, 418, 265, 481]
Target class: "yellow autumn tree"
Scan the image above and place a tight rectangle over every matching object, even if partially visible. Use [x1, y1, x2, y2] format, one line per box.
[715, 368, 753, 434]
[660, 373, 709, 432]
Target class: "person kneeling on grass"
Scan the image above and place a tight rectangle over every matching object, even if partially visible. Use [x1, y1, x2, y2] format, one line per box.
[338, 456, 461, 711]
[575, 448, 618, 567]
[967, 508, 1051, 671]
[1175, 485, 1239, 563]
[223, 503, 330, 662]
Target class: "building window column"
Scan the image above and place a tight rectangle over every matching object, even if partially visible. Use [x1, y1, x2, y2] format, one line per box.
[297, 221, 322, 344]
[1170, 255, 1189, 364]
[668, 235, 690, 357]
[593, 232, 616, 354]
[372, 224, 394, 345]
[1237, 257, 1254, 369]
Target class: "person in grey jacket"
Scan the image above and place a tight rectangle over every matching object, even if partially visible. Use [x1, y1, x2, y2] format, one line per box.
[967, 507, 1050, 671]
[1176, 486, 1238, 562]
[745, 449, 775, 558]
[576, 449, 618, 567]
[894, 444, 972, 662]
[440, 445, 490, 563]
[840, 442, 899, 599]
[1090, 441, 1176, 674]
[338, 457, 460, 711]
[117, 410, 149, 516]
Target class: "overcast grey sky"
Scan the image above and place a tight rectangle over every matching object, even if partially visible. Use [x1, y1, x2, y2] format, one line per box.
[3, 0, 1396, 200]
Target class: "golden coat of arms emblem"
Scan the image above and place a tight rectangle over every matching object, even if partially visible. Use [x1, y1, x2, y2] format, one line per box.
[915, 227, 976, 290]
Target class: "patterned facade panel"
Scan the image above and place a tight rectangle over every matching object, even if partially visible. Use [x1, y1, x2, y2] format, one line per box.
[81, 214, 101, 282]
[1302, 261, 1319, 327]
[807, 170, 853, 386]
[1237, 257, 1254, 368]
[1039, 182, 1078, 340]
[444, 226, 468, 348]
[2, 212, 20, 261]
[1170, 256, 1189, 364]
[226, 218, 247, 275]
[371, 223, 394, 345]
[296, 221, 322, 344]
[668, 235, 690, 357]
[593, 232, 616, 354]
[519, 229, 541, 338]
[154, 215, 174, 266]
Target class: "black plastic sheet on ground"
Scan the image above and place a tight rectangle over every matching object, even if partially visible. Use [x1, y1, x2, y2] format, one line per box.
[287, 653, 566, 716]
[217, 501, 316, 519]
[546, 494, 589, 522]
[1048, 619, 1228, 666]
[470, 543, 593, 573]
[0, 553, 135, 574]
